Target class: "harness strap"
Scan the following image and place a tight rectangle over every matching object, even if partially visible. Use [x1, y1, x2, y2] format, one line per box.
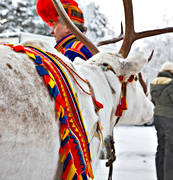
[106, 75, 135, 180]
[47, 52, 92, 95]
[105, 135, 116, 180]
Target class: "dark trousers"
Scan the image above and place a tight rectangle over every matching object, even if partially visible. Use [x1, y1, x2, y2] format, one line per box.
[154, 115, 173, 180]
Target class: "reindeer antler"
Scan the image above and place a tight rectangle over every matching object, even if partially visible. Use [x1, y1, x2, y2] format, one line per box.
[97, 22, 124, 47]
[120, 0, 173, 58]
[51, 0, 99, 55]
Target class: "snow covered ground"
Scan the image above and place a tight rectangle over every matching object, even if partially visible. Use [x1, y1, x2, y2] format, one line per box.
[95, 125, 157, 180]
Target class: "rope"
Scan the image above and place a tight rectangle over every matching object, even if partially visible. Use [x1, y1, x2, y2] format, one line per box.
[47, 52, 92, 95]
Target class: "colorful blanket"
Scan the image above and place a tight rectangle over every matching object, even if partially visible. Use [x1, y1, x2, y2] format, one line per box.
[5, 44, 94, 180]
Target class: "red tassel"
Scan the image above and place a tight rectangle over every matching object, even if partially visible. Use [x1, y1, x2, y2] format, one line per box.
[120, 96, 128, 110]
[118, 76, 124, 82]
[115, 104, 122, 117]
[13, 45, 25, 52]
[128, 75, 135, 82]
[92, 97, 103, 112]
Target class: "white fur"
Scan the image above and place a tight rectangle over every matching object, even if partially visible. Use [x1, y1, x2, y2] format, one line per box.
[0, 40, 154, 180]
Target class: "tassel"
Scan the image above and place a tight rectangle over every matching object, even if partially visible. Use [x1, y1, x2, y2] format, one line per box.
[87, 163, 94, 179]
[128, 75, 135, 82]
[115, 104, 122, 117]
[92, 97, 103, 112]
[120, 96, 128, 110]
[118, 76, 124, 83]
[13, 45, 25, 52]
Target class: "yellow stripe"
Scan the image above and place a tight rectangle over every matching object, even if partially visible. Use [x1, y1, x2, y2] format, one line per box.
[66, 164, 76, 180]
[66, 48, 87, 60]
[72, 41, 80, 49]
[49, 78, 56, 88]
[26, 51, 36, 60]
[61, 129, 70, 140]
[60, 150, 66, 163]
[60, 105, 65, 118]
[48, 72, 55, 80]
[78, 174, 83, 180]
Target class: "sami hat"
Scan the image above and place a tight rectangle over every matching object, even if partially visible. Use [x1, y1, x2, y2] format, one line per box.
[161, 61, 173, 73]
[36, 0, 84, 28]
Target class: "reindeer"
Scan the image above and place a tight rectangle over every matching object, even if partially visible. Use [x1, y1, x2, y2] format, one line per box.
[1, 0, 172, 179]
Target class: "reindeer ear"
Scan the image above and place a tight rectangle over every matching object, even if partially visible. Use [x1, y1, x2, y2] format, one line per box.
[125, 52, 147, 74]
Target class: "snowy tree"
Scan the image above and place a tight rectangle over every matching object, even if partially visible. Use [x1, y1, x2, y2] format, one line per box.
[0, 0, 51, 35]
[83, 2, 115, 42]
[140, 34, 173, 83]
[0, 0, 114, 41]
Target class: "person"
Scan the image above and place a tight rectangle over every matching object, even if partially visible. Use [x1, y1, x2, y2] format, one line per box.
[150, 61, 173, 180]
[36, 0, 93, 61]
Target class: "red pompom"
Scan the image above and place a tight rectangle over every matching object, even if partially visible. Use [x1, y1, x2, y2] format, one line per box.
[92, 97, 103, 112]
[118, 76, 124, 82]
[36, 0, 84, 27]
[13, 45, 25, 52]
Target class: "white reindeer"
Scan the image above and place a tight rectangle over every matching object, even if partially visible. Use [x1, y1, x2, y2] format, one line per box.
[1, 0, 173, 179]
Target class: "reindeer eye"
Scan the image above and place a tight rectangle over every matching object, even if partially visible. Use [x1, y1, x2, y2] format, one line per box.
[101, 64, 107, 71]
[102, 63, 109, 66]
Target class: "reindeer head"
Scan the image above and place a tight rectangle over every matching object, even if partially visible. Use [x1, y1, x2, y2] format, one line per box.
[51, 0, 173, 83]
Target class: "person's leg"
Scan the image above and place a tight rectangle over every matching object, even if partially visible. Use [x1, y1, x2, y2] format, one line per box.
[154, 115, 165, 180]
[164, 117, 173, 180]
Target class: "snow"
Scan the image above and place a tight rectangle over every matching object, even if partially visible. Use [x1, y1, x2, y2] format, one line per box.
[95, 125, 157, 180]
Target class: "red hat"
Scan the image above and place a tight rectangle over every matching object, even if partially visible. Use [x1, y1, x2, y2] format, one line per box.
[36, 0, 84, 27]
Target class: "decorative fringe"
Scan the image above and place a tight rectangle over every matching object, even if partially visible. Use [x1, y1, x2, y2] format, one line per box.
[7, 44, 94, 180]
[92, 97, 104, 112]
[120, 96, 128, 110]
[128, 75, 135, 82]
[13, 45, 25, 52]
[115, 75, 135, 117]
[118, 75, 124, 83]
[115, 104, 122, 117]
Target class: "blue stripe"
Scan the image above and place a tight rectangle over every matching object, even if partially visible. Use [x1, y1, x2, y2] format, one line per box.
[35, 55, 42, 64]
[35, 66, 49, 76]
[61, 136, 69, 147]
[72, 173, 77, 180]
[63, 153, 71, 171]
[81, 172, 87, 180]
